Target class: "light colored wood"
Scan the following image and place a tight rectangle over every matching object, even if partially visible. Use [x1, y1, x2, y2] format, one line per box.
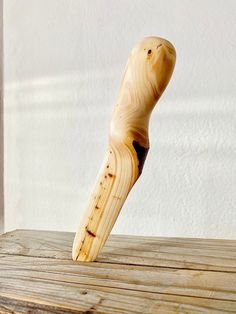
[1, 272, 236, 313]
[1, 278, 236, 314]
[73, 37, 176, 261]
[2, 229, 236, 272]
[1, 254, 236, 301]
[1, 230, 236, 313]
[0, 230, 236, 272]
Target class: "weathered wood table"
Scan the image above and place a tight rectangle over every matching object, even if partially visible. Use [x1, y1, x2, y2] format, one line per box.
[0, 230, 236, 313]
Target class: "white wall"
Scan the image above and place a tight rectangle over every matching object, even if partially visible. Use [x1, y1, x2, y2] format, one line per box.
[4, 0, 236, 238]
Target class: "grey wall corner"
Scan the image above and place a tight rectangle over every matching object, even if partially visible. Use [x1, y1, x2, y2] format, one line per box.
[0, 0, 4, 233]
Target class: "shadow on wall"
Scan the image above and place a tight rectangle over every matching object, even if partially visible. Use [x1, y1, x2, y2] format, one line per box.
[4, 72, 236, 237]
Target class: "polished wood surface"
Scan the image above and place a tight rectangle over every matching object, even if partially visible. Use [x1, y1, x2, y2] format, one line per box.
[73, 37, 176, 261]
[1, 229, 236, 313]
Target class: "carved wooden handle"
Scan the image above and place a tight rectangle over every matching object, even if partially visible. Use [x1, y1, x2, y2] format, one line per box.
[73, 37, 176, 261]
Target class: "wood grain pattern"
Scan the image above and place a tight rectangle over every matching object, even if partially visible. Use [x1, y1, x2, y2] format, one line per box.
[1, 230, 236, 313]
[2, 229, 236, 272]
[73, 37, 176, 261]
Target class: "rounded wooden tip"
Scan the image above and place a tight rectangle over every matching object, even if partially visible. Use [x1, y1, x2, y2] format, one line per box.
[133, 36, 176, 56]
[119, 36, 176, 101]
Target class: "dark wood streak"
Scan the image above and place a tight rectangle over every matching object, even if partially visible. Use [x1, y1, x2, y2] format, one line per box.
[132, 140, 149, 175]
[86, 227, 96, 238]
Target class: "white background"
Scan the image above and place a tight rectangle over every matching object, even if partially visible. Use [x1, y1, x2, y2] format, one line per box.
[4, 0, 236, 238]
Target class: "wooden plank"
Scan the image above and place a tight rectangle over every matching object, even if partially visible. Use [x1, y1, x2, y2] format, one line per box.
[1, 230, 236, 313]
[1, 284, 236, 314]
[1, 229, 236, 272]
[0, 255, 236, 313]
[1, 254, 236, 302]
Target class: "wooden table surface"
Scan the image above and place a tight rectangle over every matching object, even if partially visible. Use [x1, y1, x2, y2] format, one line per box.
[0, 230, 236, 313]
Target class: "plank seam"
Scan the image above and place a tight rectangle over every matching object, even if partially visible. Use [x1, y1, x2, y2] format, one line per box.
[1, 252, 236, 273]
[2, 270, 236, 303]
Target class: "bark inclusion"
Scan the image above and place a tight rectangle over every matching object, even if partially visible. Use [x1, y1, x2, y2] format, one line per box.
[132, 140, 149, 175]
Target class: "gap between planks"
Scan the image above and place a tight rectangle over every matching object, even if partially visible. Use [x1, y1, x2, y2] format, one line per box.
[1, 230, 236, 313]
[1, 229, 236, 272]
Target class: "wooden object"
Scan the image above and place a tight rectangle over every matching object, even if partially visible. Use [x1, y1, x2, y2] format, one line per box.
[1, 229, 236, 313]
[73, 37, 176, 261]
